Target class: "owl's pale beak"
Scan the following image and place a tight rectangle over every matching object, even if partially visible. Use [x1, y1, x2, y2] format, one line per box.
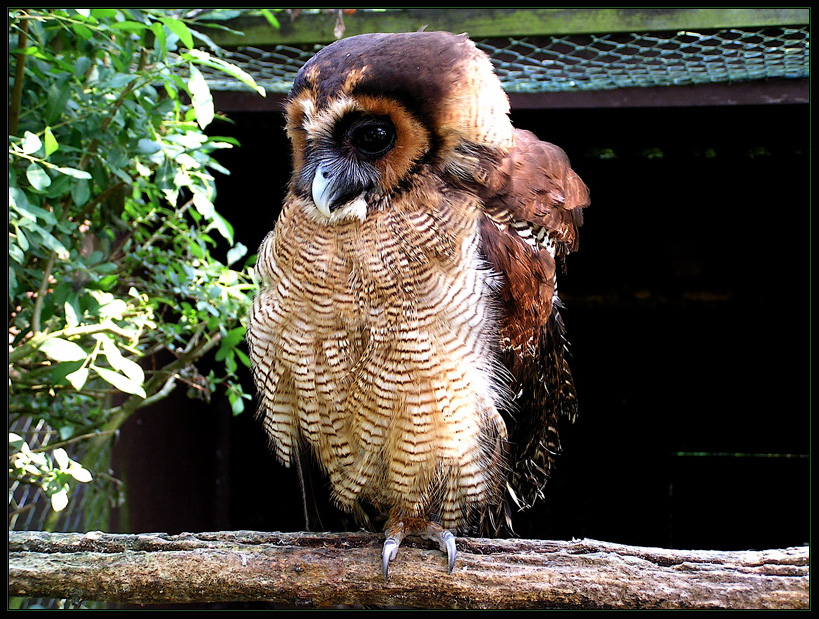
[311, 166, 337, 218]
[311, 164, 368, 220]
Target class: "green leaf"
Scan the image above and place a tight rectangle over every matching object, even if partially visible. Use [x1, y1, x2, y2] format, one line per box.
[110, 20, 149, 32]
[25, 223, 69, 259]
[226, 243, 247, 266]
[138, 139, 162, 154]
[65, 302, 80, 328]
[65, 367, 89, 390]
[229, 391, 246, 415]
[43, 127, 59, 156]
[188, 64, 214, 129]
[98, 298, 129, 319]
[53, 448, 70, 470]
[49, 358, 82, 386]
[207, 212, 234, 244]
[99, 335, 145, 386]
[68, 465, 93, 483]
[14, 225, 29, 251]
[8, 266, 18, 298]
[10, 191, 56, 224]
[21, 131, 42, 155]
[72, 23, 94, 40]
[160, 17, 194, 49]
[74, 55, 93, 78]
[223, 326, 246, 348]
[174, 152, 201, 169]
[260, 9, 281, 29]
[45, 173, 72, 199]
[192, 190, 215, 218]
[151, 21, 166, 56]
[71, 179, 91, 206]
[234, 347, 251, 368]
[216, 326, 245, 362]
[88, 274, 119, 291]
[94, 366, 147, 398]
[39, 338, 88, 362]
[185, 49, 265, 97]
[55, 166, 93, 180]
[45, 78, 72, 125]
[51, 488, 69, 512]
[26, 163, 52, 190]
[90, 8, 119, 19]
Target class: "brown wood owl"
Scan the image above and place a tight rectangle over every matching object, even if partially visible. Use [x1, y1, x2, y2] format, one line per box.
[247, 31, 589, 581]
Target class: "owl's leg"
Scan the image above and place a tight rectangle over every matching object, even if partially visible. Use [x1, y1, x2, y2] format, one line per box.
[382, 513, 457, 582]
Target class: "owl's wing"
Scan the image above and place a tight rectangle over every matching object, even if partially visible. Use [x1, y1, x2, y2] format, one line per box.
[478, 128, 589, 517]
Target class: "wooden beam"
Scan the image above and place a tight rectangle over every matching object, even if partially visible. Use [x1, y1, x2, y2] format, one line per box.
[9, 530, 809, 609]
[205, 8, 810, 48]
[212, 78, 809, 113]
[507, 78, 810, 109]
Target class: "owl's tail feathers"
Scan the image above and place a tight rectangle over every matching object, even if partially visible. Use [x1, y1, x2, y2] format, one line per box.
[503, 299, 578, 515]
[381, 512, 457, 582]
[478, 485, 516, 538]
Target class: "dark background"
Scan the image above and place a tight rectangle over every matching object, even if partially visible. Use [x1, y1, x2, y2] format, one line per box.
[112, 95, 809, 555]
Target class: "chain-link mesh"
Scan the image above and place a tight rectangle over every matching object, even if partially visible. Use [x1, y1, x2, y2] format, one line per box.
[481, 27, 809, 92]
[9, 416, 118, 534]
[9, 416, 118, 608]
[204, 26, 809, 94]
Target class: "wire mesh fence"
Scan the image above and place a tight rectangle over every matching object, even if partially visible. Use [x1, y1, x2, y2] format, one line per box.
[9, 417, 121, 535]
[9, 416, 120, 608]
[201, 26, 810, 94]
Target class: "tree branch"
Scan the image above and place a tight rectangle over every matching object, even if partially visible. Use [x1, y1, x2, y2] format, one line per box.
[8, 13, 28, 136]
[31, 252, 57, 335]
[8, 531, 809, 609]
[8, 321, 138, 364]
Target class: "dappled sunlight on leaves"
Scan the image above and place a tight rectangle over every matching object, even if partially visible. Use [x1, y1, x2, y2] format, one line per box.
[8, 8, 262, 528]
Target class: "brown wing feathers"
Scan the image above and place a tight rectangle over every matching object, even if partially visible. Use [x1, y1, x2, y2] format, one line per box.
[478, 128, 589, 510]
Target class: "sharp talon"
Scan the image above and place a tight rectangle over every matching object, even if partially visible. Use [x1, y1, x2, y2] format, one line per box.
[381, 515, 456, 581]
[382, 536, 400, 583]
[441, 530, 457, 574]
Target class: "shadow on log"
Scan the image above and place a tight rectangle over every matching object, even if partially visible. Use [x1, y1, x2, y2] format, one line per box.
[8, 530, 809, 609]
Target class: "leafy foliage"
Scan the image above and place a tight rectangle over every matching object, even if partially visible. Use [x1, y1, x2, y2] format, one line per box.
[8, 8, 262, 525]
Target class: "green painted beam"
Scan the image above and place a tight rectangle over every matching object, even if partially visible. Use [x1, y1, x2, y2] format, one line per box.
[206, 8, 810, 47]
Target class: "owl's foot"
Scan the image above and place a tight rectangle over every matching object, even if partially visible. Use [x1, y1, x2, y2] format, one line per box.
[382, 516, 457, 582]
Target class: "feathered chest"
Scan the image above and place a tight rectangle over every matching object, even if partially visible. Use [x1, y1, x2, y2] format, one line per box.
[255, 192, 494, 339]
[249, 188, 509, 524]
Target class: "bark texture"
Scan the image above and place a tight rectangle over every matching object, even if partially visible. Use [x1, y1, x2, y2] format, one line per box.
[8, 530, 809, 609]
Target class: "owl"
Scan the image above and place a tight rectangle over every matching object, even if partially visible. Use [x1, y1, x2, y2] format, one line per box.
[247, 31, 589, 581]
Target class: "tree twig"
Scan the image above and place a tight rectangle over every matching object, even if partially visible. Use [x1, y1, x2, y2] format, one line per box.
[9, 321, 139, 364]
[31, 252, 57, 335]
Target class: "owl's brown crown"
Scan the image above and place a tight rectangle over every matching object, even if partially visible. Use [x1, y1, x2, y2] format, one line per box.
[290, 31, 515, 151]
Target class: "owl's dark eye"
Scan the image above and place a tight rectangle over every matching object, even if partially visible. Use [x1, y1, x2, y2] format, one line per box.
[348, 117, 396, 158]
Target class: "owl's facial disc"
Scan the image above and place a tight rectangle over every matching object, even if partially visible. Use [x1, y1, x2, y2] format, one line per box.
[308, 114, 397, 221]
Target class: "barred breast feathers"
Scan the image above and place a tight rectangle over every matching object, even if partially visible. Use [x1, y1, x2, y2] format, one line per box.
[249, 182, 510, 528]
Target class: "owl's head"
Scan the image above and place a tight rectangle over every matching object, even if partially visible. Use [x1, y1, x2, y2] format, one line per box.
[284, 31, 514, 222]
